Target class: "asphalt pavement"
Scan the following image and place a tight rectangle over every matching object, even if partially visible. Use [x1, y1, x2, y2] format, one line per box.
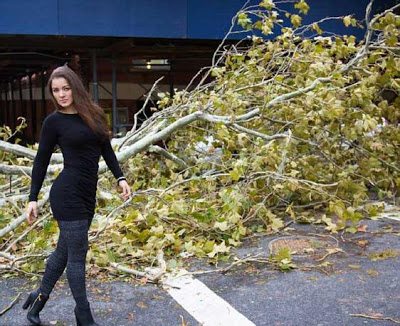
[1, 209, 399, 326]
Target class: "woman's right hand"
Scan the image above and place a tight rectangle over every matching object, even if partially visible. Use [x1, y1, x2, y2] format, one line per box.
[26, 201, 38, 225]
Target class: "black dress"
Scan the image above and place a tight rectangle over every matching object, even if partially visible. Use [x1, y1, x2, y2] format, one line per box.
[29, 111, 124, 221]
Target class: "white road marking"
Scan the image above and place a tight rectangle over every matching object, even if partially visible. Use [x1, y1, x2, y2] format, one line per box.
[163, 272, 256, 326]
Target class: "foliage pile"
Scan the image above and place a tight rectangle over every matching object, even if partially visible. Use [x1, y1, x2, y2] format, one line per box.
[1, 0, 399, 278]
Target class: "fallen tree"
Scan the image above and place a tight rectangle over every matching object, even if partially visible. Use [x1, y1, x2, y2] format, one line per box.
[0, 0, 399, 279]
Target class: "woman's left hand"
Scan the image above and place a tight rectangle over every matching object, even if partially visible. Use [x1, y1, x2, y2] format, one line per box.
[118, 180, 131, 201]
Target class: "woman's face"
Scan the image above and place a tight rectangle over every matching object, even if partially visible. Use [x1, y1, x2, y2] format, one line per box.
[51, 77, 74, 109]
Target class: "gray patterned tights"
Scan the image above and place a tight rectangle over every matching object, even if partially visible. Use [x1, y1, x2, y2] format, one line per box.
[39, 219, 92, 309]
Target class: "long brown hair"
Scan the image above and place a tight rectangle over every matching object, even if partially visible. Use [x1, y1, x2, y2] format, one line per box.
[47, 66, 109, 142]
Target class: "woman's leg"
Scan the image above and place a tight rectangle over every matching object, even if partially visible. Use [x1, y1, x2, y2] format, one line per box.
[35, 216, 92, 296]
[23, 221, 66, 325]
[39, 221, 68, 296]
[57, 219, 90, 308]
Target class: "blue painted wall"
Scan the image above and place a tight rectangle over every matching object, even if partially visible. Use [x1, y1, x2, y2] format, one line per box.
[0, 0, 385, 40]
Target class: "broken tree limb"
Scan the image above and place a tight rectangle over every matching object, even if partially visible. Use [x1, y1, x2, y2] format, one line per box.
[0, 164, 32, 176]
[2, 28, 382, 178]
[4, 213, 51, 253]
[0, 192, 49, 238]
[0, 140, 63, 164]
[0, 194, 29, 208]
[110, 250, 166, 283]
[0, 162, 63, 177]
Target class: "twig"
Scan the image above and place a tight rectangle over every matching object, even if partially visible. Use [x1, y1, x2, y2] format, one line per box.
[148, 145, 189, 170]
[315, 248, 344, 262]
[3, 117, 26, 141]
[121, 76, 165, 146]
[0, 193, 22, 216]
[4, 213, 50, 253]
[350, 313, 400, 324]
[277, 129, 292, 176]
[0, 176, 22, 192]
[91, 196, 133, 240]
[0, 292, 21, 316]
[0, 264, 42, 277]
[229, 124, 288, 142]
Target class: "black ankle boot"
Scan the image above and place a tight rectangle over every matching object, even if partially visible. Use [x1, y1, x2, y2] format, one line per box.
[74, 303, 100, 326]
[22, 289, 49, 325]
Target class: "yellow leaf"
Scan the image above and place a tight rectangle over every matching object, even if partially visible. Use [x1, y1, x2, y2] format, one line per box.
[230, 170, 240, 181]
[259, 0, 275, 10]
[294, 0, 310, 15]
[207, 241, 230, 258]
[348, 264, 361, 270]
[291, 14, 302, 28]
[137, 301, 148, 309]
[312, 23, 323, 35]
[343, 15, 352, 27]
[270, 217, 284, 231]
[214, 221, 229, 231]
[285, 204, 296, 218]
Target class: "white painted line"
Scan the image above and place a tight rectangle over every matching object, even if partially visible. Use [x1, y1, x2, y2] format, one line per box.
[163, 272, 256, 326]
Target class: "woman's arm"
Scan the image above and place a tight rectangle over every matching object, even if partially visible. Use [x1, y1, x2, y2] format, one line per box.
[101, 138, 124, 181]
[101, 138, 131, 201]
[27, 115, 57, 224]
[28, 116, 58, 202]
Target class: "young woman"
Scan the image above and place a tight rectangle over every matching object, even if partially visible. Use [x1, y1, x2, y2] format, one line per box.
[24, 65, 131, 326]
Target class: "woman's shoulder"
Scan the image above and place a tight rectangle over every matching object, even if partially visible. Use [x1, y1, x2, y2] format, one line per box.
[43, 111, 63, 123]
[41, 111, 63, 130]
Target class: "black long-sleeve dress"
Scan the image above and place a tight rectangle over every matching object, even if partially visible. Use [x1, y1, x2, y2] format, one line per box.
[29, 111, 124, 221]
